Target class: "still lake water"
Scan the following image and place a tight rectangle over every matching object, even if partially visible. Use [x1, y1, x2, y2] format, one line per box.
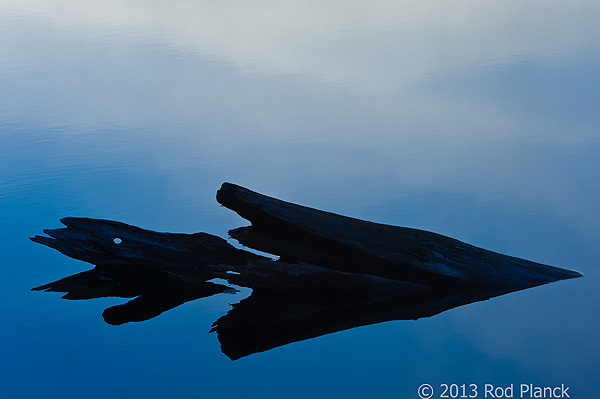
[1, 1, 599, 398]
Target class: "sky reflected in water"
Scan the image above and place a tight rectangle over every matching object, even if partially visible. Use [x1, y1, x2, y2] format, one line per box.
[1, 1, 599, 398]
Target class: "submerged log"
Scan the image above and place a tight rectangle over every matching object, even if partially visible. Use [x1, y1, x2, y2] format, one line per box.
[216, 183, 582, 287]
[30, 217, 259, 273]
[31, 217, 421, 292]
[30, 183, 584, 359]
[32, 184, 583, 295]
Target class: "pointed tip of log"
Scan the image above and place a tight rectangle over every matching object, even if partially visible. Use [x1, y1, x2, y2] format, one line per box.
[30, 235, 53, 246]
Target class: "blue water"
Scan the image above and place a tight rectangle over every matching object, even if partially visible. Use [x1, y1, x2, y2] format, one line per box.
[1, 1, 599, 398]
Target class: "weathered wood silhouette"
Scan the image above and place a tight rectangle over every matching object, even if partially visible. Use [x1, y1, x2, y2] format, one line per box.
[216, 183, 582, 287]
[31, 182, 582, 359]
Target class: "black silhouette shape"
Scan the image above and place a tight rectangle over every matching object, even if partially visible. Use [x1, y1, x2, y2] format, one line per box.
[31, 183, 582, 359]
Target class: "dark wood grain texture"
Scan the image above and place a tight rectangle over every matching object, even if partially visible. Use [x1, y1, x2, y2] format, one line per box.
[216, 182, 582, 287]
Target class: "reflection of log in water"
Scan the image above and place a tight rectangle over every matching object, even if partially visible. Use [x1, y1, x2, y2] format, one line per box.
[211, 285, 535, 360]
[30, 183, 582, 359]
[32, 262, 536, 359]
[31, 262, 235, 325]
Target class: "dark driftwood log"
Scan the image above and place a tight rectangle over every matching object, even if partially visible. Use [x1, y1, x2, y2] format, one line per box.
[31, 217, 421, 292]
[209, 260, 429, 292]
[216, 183, 583, 287]
[30, 217, 259, 273]
[30, 185, 584, 359]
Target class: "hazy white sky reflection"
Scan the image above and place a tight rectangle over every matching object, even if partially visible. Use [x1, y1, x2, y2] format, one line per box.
[2, 0, 599, 88]
[1, 0, 599, 237]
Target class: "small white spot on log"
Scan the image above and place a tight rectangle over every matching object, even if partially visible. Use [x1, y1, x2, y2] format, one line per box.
[113, 237, 122, 244]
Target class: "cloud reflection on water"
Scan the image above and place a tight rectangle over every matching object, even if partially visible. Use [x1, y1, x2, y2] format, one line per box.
[1, 0, 599, 237]
[2, 0, 599, 88]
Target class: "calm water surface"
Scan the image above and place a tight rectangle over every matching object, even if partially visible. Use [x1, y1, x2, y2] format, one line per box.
[1, 1, 599, 398]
